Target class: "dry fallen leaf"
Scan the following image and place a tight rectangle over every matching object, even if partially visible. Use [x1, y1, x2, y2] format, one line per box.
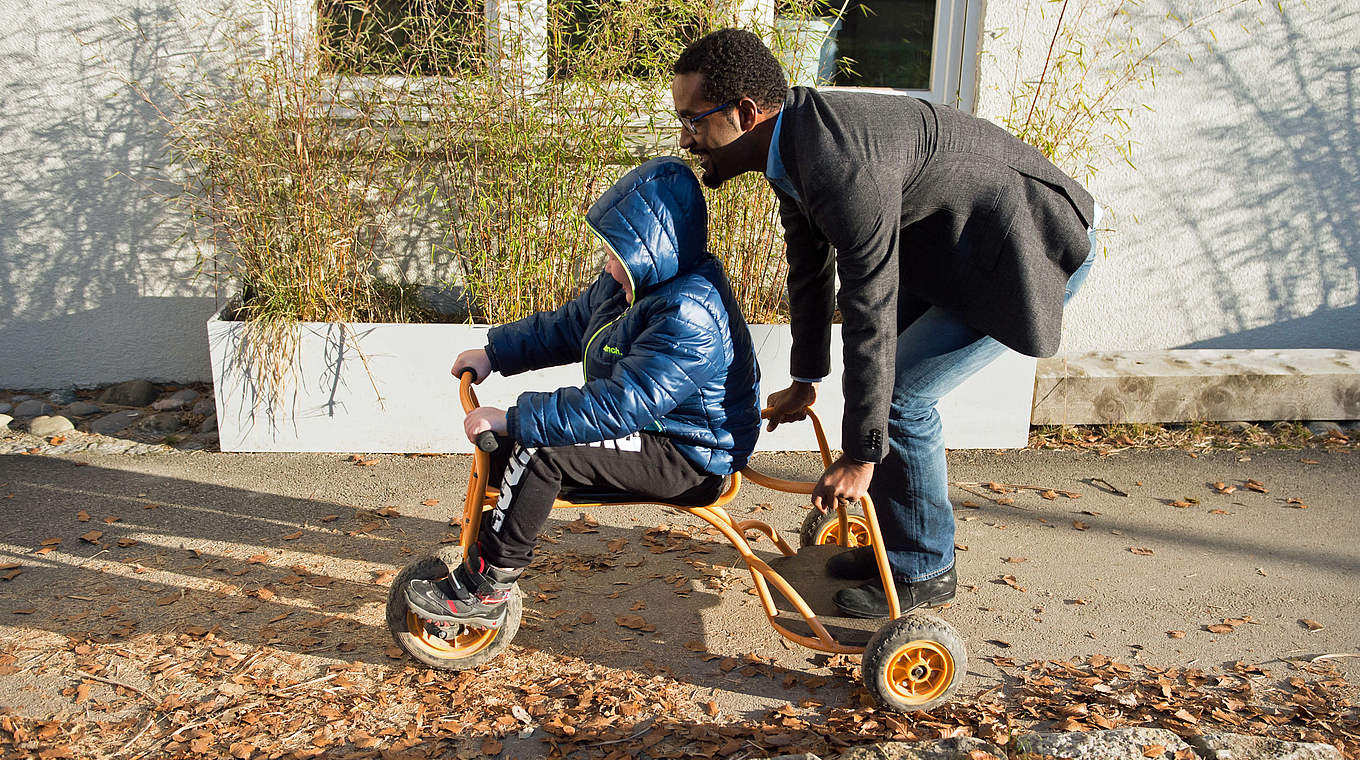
[1167, 630, 1186, 639]
[1285, 497, 1309, 509]
[1300, 458, 1320, 464]
[321, 514, 339, 522]
[1040, 490, 1058, 500]
[1205, 623, 1235, 634]
[282, 530, 303, 541]
[1300, 619, 1324, 631]
[76, 511, 90, 522]
[1073, 521, 1090, 531]
[615, 615, 655, 632]
[1245, 479, 1269, 493]
[1143, 744, 1166, 757]
[421, 498, 439, 506]
[79, 530, 103, 544]
[1129, 547, 1154, 556]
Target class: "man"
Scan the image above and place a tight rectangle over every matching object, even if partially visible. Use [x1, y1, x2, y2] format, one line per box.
[671, 29, 1100, 618]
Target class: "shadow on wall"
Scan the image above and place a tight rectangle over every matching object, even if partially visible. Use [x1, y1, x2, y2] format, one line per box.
[0, 3, 216, 387]
[0, 295, 218, 388]
[0, 3, 453, 389]
[1179, 303, 1360, 350]
[1157, 0, 1359, 348]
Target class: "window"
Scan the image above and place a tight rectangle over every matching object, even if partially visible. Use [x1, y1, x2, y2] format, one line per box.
[318, 0, 485, 75]
[303, 0, 977, 109]
[776, 0, 980, 110]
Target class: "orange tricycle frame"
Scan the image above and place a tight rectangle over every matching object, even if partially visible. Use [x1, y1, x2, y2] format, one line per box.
[456, 373, 904, 655]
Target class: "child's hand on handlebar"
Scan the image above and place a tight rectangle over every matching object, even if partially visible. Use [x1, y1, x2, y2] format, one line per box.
[464, 406, 508, 444]
[452, 349, 492, 383]
[764, 381, 817, 432]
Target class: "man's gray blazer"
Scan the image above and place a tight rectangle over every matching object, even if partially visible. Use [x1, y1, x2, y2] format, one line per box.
[774, 87, 1095, 463]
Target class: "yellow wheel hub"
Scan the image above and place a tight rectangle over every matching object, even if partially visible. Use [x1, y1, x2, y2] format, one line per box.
[817, 515, 872, 547]
[405, 609, 498, 659]
[884, 639, 954, 703]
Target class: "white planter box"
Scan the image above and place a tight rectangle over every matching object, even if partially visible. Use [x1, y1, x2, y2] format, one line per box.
[209, 307, 1036, 453]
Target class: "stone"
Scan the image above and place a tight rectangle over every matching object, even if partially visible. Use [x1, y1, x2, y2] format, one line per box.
[28, 416, 75, 436]
[0, 403, 11, 414]
[1015, 728, 1192, 759]
[1306, 421, 1344, 437]
[0, 414, 12, 430]
[1221, 420, 1257, 433]
[133, 412, 184, 435]
[12, 399, 55, 418]
[1185, 732, 1343, 760]
[46, 388, 78, 405]
[152, 388, 201, 411]
[836, 738, 1006, 759]
[97, 379, 158, 407]
[192, 398, 216, 416]
[65, 401, 103, 417]
[198, 413, 217, 433]
[89, 410, 143, 436]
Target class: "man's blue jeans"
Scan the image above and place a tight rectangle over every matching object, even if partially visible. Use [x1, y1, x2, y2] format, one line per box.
[868, 217, 1100, 582]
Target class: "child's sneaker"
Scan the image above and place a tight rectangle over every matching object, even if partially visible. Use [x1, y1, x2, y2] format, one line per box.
[405, 550, 520, 629]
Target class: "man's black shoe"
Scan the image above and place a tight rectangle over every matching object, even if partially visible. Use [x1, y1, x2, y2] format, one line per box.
[825, 546, 877, 580]
[833, 566, 956, 619]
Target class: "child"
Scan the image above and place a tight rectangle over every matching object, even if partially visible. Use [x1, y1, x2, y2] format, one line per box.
[405, 156, 762, 628]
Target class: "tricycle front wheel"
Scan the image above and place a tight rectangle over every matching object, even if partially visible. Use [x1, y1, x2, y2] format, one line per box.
[385, 547, 521, 671]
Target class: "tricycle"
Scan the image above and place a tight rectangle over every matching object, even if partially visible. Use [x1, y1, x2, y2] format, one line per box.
[386, 372, 965, 712]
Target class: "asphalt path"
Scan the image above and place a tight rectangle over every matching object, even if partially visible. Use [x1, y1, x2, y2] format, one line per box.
[0, 443, 1356, 719]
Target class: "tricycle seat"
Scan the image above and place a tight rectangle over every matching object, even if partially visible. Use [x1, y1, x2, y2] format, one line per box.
[556, 476, 728, 508]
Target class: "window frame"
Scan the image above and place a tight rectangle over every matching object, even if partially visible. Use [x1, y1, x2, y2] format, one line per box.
[806, 0, 983, 111]
[278, 0, 981, 112]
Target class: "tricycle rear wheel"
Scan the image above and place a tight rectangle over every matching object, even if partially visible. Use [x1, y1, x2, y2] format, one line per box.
[861, 613, 965, 713]
[799, 504, 873, 548]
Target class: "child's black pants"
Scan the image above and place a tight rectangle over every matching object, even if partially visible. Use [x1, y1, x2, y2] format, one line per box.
[477, 432, 723, 570]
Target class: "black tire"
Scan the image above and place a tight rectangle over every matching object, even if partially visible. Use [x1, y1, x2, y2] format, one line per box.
[798, 503, 873, 549]
[385, 546, 521, 671]
[861, 613, 966, 713]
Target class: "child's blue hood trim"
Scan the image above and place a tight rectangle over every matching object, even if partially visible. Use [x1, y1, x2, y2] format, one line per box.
[585, 157, 707, 294]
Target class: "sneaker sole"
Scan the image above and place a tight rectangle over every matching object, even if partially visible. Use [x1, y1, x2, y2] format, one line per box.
[835, 592, 956, 620]
[403, 586, 506, 629]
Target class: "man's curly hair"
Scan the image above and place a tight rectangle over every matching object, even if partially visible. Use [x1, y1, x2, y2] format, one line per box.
[674, 29, 788, 110]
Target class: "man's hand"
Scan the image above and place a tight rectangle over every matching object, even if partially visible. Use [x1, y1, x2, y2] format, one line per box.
[810, 455, 875, 514]
[451, 348, 492, 383]
[764, 381, 817, 432]
[463, 406, 508, 444]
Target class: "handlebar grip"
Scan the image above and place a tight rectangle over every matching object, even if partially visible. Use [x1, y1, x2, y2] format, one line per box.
[459, 367, 482, 383]
[475, 430, 499, 453]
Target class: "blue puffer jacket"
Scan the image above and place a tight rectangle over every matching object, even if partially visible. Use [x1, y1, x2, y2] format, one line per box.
[484, 157, 761, 476]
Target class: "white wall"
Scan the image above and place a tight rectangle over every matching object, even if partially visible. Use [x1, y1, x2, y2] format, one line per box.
[0, 0, 229, 388]
[3, 0, 1356, 390]
[976, 0, 1359, 353]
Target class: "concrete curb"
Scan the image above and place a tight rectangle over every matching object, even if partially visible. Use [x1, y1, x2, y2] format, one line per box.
[1032, 349, 1360, 426]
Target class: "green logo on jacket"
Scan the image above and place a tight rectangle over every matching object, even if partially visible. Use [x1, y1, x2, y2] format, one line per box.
[602, 345, 622, 356]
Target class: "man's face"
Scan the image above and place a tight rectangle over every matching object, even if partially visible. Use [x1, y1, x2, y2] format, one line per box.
[671, 72, 745, 188]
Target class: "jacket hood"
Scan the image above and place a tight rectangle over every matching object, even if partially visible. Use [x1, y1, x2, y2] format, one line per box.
[586, 157, 707, 294]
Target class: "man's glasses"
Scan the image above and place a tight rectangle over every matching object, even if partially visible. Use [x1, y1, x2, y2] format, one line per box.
[677, 102, 734, 134]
